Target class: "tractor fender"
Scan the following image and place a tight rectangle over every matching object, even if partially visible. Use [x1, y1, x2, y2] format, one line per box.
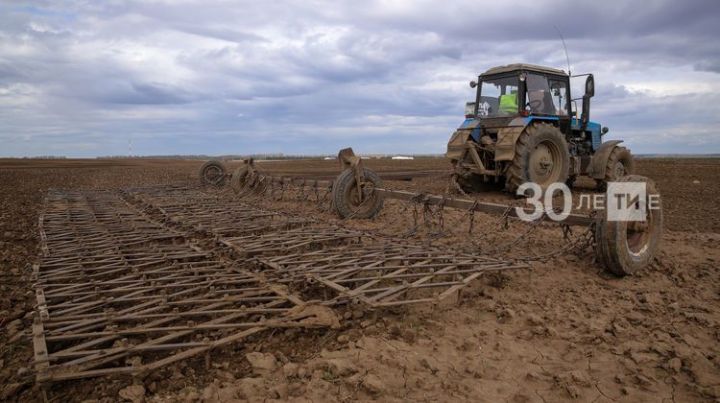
[495, 118, 554, 162]
[494, 126, 525, 161]
[588, 140, 623, 179]
[445, 129, 474, 161]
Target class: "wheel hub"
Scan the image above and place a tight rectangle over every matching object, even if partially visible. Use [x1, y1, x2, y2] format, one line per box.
[627, 202, 652, 256]
[204, 167, 223, 183]
[346, 182, 376, 209]
[614, 161, 625, 179]
[529, 143, 559, 185]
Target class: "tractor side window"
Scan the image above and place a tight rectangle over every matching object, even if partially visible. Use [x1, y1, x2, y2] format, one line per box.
[479, 77, 519, 117]
[549, 79, 568, 116]
[525, 74, 555, 115]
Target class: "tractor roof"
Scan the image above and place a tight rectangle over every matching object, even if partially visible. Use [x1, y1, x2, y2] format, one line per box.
[481, 63, 567, 77]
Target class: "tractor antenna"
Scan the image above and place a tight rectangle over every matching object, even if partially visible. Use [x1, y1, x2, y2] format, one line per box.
[554, 25, 571, 75]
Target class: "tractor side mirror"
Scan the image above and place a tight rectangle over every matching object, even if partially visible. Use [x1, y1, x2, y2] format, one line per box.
[581, 98, 590, 126]
[469, 80, 478, 89]
[584, 74, 595, 98]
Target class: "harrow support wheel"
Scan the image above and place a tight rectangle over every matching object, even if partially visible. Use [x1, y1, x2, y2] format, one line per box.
[595, 175, 663, 276]
[199, 160, 227, 187]
[332, 167, 383, 219]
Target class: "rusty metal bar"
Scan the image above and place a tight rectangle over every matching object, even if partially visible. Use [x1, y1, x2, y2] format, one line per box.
[375, 188, 593, 227]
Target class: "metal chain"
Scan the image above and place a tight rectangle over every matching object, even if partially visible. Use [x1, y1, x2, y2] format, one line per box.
[516, 221, 596, 263]
[480, 214, 544, 255]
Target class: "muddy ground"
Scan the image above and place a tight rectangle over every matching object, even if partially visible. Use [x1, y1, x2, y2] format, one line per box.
[0, 157, 719, 402]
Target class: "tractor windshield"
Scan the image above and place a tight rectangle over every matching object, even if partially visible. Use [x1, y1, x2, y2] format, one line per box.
[478, 76, 519, 117]
[525, 73, 568, 116]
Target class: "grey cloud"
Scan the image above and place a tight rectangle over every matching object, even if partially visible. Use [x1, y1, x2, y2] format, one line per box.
[695, 60, 720, 73]
[95, 82, 193, 105]
[169, 24, 268, 44]
[0, 0, 718, 157]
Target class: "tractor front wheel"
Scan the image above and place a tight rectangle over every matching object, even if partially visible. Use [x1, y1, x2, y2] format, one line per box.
[505, 122, 570, 193]
[597, 146, 634, 191]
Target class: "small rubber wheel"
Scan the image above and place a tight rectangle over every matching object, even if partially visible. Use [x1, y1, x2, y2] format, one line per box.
[230, 166, 249, 193]
[199, 160, 226, 186]
[595, 175, 662, 276]
[332, 168, 383, 219]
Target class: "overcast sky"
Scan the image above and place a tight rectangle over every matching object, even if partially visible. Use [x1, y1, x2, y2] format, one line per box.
[1, 0, 718, 157]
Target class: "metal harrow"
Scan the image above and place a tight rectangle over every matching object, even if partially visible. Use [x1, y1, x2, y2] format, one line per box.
[257, 241, 527, 307]
[32, 190, 334, 383]
[210, 147, 664, 277]
[126, 185, 310, 237]
[128, 186, 528, 306]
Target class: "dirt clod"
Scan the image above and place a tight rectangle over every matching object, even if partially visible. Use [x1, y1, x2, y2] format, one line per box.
[118, 384, 145, 403]
[496, 307, 515, 323]
[282, 362, 299, 378]
[245, 352, 277, 375]
[668, 357, 682, 373]
[362, 373, 385, 395]
[526, 313, 544, 326]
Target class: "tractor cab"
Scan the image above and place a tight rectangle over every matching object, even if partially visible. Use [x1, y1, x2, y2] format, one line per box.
[471, 64, 572, 124]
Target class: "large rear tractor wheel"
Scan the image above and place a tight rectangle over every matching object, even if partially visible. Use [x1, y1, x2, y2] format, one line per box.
[597, 146, 634, 191]
[505, 122, 570, 193]
[199, 160, 226, 187]
[595, 175, 662, 276]
[332, 168, 384, 219]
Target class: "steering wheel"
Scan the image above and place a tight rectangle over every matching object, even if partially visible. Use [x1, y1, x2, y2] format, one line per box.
[527, 99, 542, 110]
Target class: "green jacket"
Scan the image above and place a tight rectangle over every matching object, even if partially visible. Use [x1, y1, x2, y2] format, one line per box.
[499, 93, 518, 114]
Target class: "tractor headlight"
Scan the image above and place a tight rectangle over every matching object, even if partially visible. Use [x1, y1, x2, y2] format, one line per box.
[464, 102, 476, 118]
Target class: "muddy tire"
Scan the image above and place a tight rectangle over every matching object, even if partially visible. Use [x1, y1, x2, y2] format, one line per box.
[332, 168, 383, 219]
[595, 175, 662, 276]
[199, 160, 226, 187]
[453, 174, 480, 194]
[505, 122, 569, 193]
[597, 146, 634, 191]
[230, 166, 249, 193]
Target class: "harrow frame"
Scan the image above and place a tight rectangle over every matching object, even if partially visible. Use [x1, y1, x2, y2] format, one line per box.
[217, 147, 663, 277]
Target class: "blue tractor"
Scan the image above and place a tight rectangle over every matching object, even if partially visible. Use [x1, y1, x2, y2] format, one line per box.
[447, 63, 633, 193]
